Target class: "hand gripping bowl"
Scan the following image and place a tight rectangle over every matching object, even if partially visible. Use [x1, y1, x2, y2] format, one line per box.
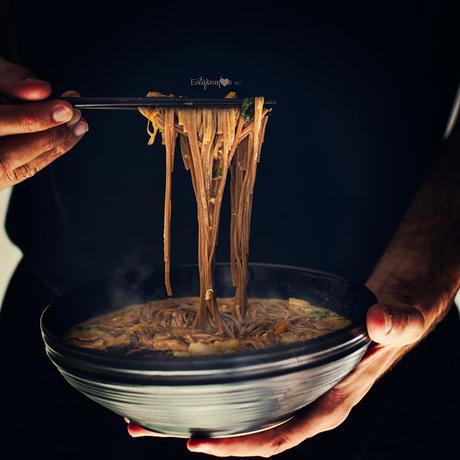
[40, 263, 376, 438]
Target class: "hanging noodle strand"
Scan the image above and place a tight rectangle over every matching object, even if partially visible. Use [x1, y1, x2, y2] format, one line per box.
[138, 94, 269, 335]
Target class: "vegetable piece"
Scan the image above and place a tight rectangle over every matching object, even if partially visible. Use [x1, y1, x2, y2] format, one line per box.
[241, 97, 254, 121]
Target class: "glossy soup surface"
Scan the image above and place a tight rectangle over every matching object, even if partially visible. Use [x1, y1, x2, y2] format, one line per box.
[65, 297, 351, 357]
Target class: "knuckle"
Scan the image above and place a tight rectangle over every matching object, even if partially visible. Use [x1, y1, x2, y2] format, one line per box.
[42, 131, 56, 152]
[7, 163, 37, 182]
[320, 388, 353, 429]
[0, 159, 10, 181]
[389, 306, 426, 345]
[42, 127, 65, 152]
[5, 168, 18, 182]
[20, 114, 40, 133]
[24, 165, 39, 179]
[50, 142, 69, 158]
[327, 387, 348, 406]
[262, 435, 291, 457]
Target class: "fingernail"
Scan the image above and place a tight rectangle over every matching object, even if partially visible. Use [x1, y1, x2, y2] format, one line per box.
[73, 121, 89, 137]
[53, 106, 73, 123]
[66, 109, 81, 127]
[123, 417, 130, 423]
[381, 306, 393, 335]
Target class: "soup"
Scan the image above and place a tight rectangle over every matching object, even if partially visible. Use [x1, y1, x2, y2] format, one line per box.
[65, 297, 351, 356]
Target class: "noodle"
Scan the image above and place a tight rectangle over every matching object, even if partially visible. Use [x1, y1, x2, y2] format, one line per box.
[163, 109, 176, 296]
[138, 93, 270, 335]
[65, 297, 352, 356]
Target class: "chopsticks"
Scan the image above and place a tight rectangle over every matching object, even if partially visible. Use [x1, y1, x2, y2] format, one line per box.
[0, 96, 277, 110]
[63, 97, 277, 110]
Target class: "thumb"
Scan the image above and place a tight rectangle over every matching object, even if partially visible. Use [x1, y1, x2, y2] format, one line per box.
[366, 303, 425, 346]
[0, 56, 51, 100]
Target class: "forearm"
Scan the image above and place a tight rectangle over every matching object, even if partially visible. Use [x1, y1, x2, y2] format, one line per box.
[367, 126, 460, 338]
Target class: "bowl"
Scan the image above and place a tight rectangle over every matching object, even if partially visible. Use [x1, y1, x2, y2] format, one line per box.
[40, 263, 375, 438]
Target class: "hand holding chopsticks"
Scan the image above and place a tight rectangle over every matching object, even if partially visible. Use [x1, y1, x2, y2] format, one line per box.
[0, 57, 88, 189]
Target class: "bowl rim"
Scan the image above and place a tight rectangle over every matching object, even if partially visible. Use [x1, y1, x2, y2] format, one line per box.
[40, 263, 374, 377]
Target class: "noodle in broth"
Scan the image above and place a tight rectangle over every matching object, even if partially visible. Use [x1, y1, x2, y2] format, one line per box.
[66, 297, 351, 356]
[138, 92, 268, 336]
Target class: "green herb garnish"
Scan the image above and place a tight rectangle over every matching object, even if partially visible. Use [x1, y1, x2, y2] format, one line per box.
[213, 165, 223, 178]
[241, 97, 254, 122]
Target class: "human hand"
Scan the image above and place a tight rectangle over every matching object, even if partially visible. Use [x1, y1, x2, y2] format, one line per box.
[0, 56, 88, 189]
[125, 302, 426, 457]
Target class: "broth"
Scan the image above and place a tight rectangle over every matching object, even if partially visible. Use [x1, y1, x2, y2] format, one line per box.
[65, 297, 351, 357]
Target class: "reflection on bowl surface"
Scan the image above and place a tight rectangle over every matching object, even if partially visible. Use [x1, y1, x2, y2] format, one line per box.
[41, 263, 375, 437]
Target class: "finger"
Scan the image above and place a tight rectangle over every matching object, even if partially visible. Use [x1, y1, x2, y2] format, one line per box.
[127, 423, 172, 438]
[366, 303, 425, 346]
[195, 316, 423, 459]
[0, 56, 51, 100]
[0, 99, 75, 136]
[0, 120, 88, 181]
[60, 91, 81, 126]
[2, 119, 88, 187]
[66, 109, 82, 128]
[187, 412, 325, 457]
[61, 90, 81, 98]
[0, 124, 70, 169]
[188, 383, 361, 459]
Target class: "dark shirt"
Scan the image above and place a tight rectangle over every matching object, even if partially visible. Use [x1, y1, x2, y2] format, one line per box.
[5, 1, 460, 295]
